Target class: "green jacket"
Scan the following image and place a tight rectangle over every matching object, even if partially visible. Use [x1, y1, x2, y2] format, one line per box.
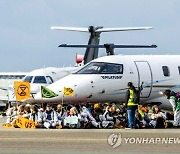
[170, 96, 180, 112]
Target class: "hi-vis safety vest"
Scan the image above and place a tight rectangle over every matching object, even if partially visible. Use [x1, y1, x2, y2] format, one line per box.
[128, 89, 138, 106]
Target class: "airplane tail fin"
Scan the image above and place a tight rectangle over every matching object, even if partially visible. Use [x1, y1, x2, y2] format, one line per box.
[51, 26, 152, 33]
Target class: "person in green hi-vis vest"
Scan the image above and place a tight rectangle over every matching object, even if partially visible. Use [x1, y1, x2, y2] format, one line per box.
[125, 82, 139, 129]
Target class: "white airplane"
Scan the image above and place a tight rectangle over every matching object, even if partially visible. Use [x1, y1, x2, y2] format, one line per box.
[0, 72, 28, 107]
[0, 67, 78, 107]
[23, 25, 152, 95]
[26, 26, 163, 106]
[22, 67, 78, 95]
[34, 54, 180, 111]
[0, 26, 152, 104]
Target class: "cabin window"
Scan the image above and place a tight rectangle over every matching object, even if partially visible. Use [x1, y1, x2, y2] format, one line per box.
[33, 76, 47, 83]
[23, 76, 33, 83]
[75, 62, 123, 74]
[178, 66, 180, 75]
[162, 66, 170, 77]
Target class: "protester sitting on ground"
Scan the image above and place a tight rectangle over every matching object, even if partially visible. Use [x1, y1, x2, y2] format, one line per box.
[102, 105, 117, 128]
[114, 104, 126, 128]
[64, 105, 72, 118]
[43, 104, 58, 129]
[80, 105, 97, 128]
[92, 103, 104, 128]
[22, 106, 31, 119]
[84, 103, 93, 115]
[6, 105, 18, 124]
[17, 104, 25, 116]
[29, 105, 43, 128]
[64, 106, 81, 128]
[56, 104, 65, 128]
[136, 105, 151, 128]
[149, 105, 166, 128]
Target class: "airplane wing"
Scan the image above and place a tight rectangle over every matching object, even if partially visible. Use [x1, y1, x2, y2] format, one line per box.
[51, 27, 89, 32]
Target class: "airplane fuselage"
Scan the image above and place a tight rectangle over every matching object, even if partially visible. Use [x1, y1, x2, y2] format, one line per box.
[35, 55, 180, 110]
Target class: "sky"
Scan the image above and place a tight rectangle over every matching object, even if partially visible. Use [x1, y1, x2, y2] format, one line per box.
[0, 0, 180, 72]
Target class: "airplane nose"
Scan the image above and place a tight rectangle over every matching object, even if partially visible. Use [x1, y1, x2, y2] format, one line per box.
[33, 74, 95, 102]
[30, 84, 41, 94]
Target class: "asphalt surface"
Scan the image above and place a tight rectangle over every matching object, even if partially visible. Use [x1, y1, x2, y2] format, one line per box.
[0, 116, 180, 154]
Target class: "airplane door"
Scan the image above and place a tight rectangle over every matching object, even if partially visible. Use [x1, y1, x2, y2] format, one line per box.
[134, 61, 152, 98]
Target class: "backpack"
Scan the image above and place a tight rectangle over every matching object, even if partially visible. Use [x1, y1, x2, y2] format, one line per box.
[175, 92, 180, 100]
[134, 83, 144, 104]
[134, 89, 140, 104]
[170, 91, 180, 101]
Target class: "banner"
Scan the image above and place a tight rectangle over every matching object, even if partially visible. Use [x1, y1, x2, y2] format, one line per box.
[63, 87, 74, 96]
[2, 123, 15, 128]
[14, 81, 31, 101]
[15, 117, 36, 128]
[2, 117, 36, 129]
[41, 86, 58, 98]
[64, 116, 78, 125]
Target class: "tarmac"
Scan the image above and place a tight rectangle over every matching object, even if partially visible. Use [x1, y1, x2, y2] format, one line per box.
[0, 116, 180, 154]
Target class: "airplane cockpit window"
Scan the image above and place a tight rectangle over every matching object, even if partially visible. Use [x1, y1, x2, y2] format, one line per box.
[33, 76, 47, 84]
[23, 76, 33, 83]
[46, 76, 54, 84]
[75, 62, 123, 74]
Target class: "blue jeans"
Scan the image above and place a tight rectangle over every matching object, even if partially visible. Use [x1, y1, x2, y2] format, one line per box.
[127, 109, 136, 128]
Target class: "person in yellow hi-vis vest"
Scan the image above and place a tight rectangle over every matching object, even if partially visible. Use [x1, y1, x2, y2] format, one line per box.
[125, 82, 139, 129]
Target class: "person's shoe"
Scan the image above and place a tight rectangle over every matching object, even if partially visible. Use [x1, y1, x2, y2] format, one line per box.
[56, 125, 62, 129]
[98, 123, 102, 129]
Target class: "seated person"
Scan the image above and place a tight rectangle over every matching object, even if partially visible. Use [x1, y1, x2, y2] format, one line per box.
[102, 105, 117, 128]
[92, 103, 104, 128]
[64, 107, 81, 128]
[137, 105, 150, 128]
[56, 104, 65, 128]
[149, 105, 166, 128]
[6, 105, 18, 124]
[22, 106, 31, 119]
[29, 105, 43, 128]
[80, 106, 97, 128]
[43, 104, 58, 129]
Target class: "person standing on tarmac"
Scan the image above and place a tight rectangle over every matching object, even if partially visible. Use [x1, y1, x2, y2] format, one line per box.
[125, 82, 139, 129]
[164, 90, 180, 127]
